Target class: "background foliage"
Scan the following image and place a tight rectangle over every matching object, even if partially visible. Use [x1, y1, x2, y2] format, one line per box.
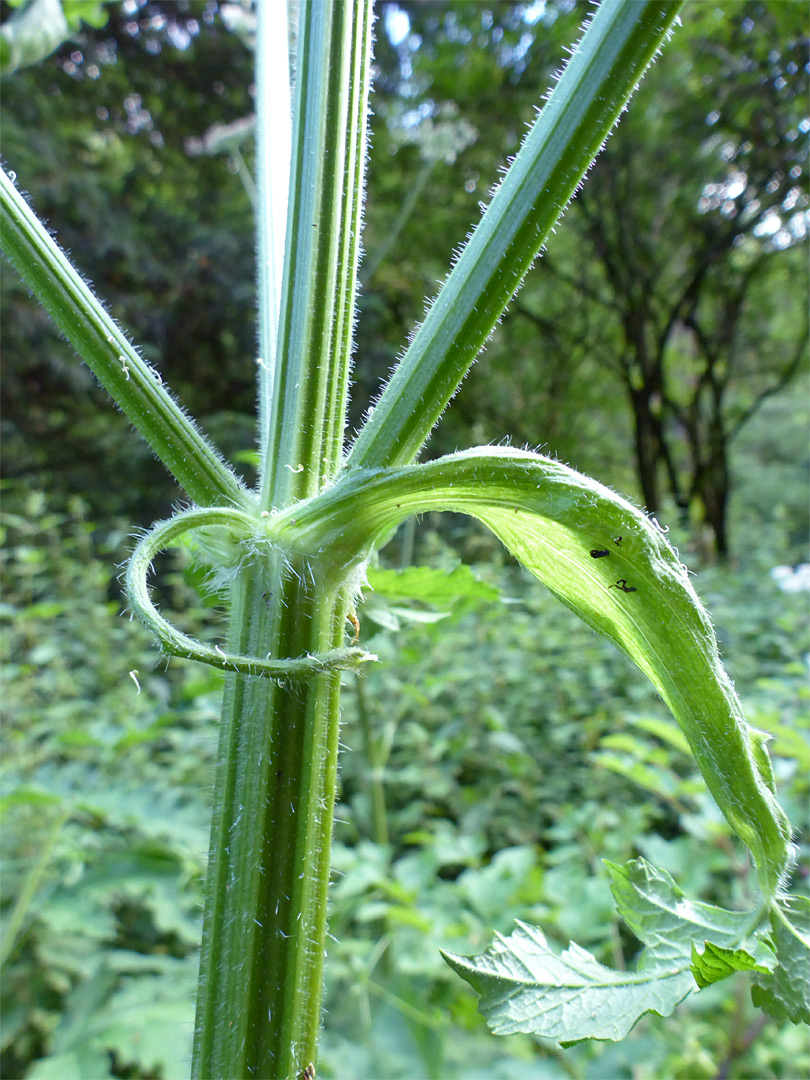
[1, 1, 808, 1077]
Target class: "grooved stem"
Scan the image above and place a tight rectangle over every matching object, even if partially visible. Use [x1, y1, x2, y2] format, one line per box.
[192, 561, 350, 1079]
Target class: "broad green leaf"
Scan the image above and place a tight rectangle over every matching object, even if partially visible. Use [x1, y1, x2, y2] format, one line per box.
[605, 859, 756, 967]
[594, 752, 695, 805]
[362, 563, 500, 630]
[690, 940, 772, 989]
[441, 858, 776, 1046]
[93, 969, 196, 1077]
[627, 715, 692, 755]
[441, 920, 695, 1047]
[61, 2, 110, 31]
[27, 1047, 112, 1080]
[281, 448, 792, 894]
[28, 964, 118, 1077]
[751, 896, 810, 1024]
[385, 606, 451, 625]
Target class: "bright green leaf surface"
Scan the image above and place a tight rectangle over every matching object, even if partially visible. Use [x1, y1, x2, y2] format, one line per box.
[605, 859, 757, 967]
[627, 715, 692, 755]
[690, 940, 772, 989]
[27, 1047, 111, 1080]
[282, 448, 792, 893]
[366, 564, 500, 607]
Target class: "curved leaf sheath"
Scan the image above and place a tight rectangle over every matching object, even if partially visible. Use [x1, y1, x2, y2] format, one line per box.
[278, 448, 792, 895]
[126, 506, 375, 679]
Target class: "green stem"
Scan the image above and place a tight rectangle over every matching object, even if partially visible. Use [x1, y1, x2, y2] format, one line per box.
[260, 0, 372, 509]
[192, 561, 350, 1079]
[193, 4, 375, 1076]
[0, 168, 248, 509]
[348, 0, 685, 470]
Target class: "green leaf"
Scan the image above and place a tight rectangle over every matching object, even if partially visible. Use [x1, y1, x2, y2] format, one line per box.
[92, 967, 196, 1077]
[360, 564, 499, 631]
[27, 1047, 112, 1080]
[690, 940, 772, 989]
[0, 0, 67, 76]
[605, 859, 755, 966]
[283, 448, 793, 894]
[62, 1, 112, 32]
[441, 920, 695, 1047]
[626, 715, 692, 755]
[441, 858, 774, 1047]
[751, 895, 810, 1024]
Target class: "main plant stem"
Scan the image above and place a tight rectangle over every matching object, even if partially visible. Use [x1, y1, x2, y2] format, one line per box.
[193, 556, 348, 1078]
[193, 3, 372, 1076]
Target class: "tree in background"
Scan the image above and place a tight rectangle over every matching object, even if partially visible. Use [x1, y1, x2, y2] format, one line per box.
[359, 0, 809, 557]
[1, 1, 257, 519]
[558, 1, 809, 556]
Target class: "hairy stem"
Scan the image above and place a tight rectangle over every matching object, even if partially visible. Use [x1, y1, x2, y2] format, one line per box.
[0, 168, 248, 508]
[192, 560, 350, 1079]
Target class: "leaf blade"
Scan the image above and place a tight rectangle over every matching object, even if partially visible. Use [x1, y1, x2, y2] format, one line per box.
[441, 920, 695, 1046]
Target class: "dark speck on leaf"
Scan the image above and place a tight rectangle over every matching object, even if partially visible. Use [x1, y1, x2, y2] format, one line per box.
[590, 549, 610, 558]
[610, 579, 636, 593]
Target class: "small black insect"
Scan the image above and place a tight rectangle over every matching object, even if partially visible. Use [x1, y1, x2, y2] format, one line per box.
[609, 579, 636, 593]
[590, 549, 610, 558]
[613, 536, 623, 546]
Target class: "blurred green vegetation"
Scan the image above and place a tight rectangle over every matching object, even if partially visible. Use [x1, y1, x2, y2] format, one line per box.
[1, 490, 808, 1078]
[1, 0, 808, 1077]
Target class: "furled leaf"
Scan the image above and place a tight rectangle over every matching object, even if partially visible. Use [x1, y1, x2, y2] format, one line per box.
[690, 940, 772, 989]
[284, 448, 793, 894]
[441, 920, 695, 1047]
[751, 895, 810, 1024]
